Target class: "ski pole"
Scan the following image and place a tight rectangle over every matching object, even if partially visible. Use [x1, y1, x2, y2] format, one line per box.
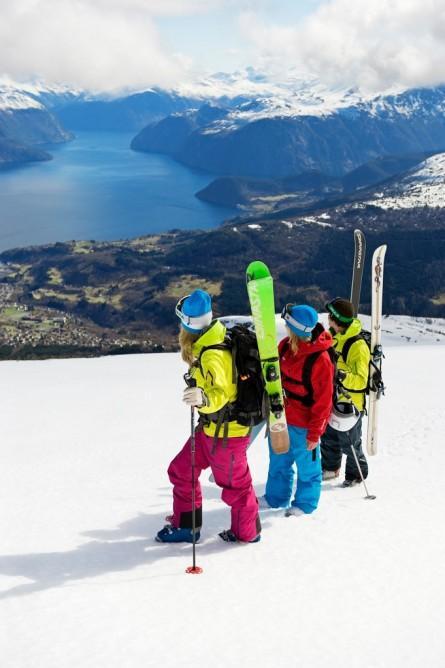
[348, 434, 376, 500]
[184, 375, 203, 575]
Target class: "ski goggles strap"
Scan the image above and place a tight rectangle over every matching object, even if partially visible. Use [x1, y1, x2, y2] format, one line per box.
[175, 295, 213, 331]
[326, 303, 353, 324]
[281, 303, 313, 337]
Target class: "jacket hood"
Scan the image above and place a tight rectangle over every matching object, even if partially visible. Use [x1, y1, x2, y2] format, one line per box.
[192, 319, 226, 357]
[282, 328, 333, 357]
[332, 318, 362, 348]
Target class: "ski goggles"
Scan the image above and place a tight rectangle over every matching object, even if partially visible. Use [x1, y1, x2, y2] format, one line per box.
[325, 302, 353, 324]
[175, 295, 213, 332]
[281, 303, 314, 337]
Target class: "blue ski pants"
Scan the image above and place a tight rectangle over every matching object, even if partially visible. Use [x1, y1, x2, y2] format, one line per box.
[265, 425, 322, 513]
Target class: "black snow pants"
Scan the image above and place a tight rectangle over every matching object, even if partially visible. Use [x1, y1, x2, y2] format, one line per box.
[320, 415, 368, 481]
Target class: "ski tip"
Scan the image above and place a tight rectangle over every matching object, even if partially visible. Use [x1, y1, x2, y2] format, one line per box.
[246, 260, 271, 282]
[372, 244, 387, 259]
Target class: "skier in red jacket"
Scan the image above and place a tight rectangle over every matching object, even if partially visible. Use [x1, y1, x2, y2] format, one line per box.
[259, 304, 334, 516]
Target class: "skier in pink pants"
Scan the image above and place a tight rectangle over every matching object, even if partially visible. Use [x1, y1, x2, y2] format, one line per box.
[156, 289, 261, 544]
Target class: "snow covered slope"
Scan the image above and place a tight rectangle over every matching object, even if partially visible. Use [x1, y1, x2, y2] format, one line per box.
[0, 79, 81, 111]
[366, 152, 445, 209]
[177, 69, 445, 127]
[1, 318, 444, 668]
[177, 68, 367, 119]
[0, 80, 74, 161]
[0, 88, 44, 112]
[227, 313, 445, 346]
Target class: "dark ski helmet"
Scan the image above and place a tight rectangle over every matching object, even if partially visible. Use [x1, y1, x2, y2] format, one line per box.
[328, 400, 360, 432]
[326, 298, 354, 325]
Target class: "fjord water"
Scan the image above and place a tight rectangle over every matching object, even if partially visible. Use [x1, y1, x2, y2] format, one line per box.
[0, 132, 237, 252]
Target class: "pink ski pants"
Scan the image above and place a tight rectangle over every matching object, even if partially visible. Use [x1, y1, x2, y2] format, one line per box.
[167, 430, 260, 542]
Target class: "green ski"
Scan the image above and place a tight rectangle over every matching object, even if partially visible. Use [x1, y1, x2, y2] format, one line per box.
[246, 260, 289, 454]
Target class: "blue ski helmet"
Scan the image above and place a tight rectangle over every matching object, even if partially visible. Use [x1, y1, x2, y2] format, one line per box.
[176, 289, 213, 333]
[281, 304, 318, 338]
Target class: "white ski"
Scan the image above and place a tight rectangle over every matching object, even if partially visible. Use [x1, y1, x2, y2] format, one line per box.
[366, 244, 387, 456]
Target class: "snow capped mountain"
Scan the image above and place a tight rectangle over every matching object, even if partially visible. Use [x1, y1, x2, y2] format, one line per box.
[365, 153, 445, 209]
[176, 67, 371, 120]
[174, 67, 445, 128]
[4, 69, 445, 180]
[0, 84, 44, 112]
[132, 69, 445, 179]
[0, 78, 83, 111]
[0, 79, 75, 165]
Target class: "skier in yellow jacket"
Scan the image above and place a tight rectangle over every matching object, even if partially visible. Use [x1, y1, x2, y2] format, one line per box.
[321, 298, 370, 486]
[156, 289, 261, 544]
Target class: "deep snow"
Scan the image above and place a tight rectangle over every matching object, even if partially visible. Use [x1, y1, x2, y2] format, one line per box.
[1, 317, 444, 668]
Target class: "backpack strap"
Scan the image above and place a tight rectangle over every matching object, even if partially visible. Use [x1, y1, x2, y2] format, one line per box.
[340, 334, 362, 364]
[338, 334, 368, 397]
[197, 342, 237, 442]
[301, 351, 322, 407]
[211, 404, 231, 450]
[282, 351, 322, 408]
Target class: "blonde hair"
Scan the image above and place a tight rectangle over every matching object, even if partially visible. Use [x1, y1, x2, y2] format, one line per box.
[286, 328, 306, 354]
[179, 327, 200, 366]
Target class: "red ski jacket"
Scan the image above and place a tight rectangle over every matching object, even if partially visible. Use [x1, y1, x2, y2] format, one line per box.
[279, 328, 334, 443]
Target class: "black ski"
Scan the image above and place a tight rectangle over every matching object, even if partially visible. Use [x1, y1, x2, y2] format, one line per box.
[350, 229, 366, 317]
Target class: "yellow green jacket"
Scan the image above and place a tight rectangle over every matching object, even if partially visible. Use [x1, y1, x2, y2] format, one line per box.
[190, 320, 250, 438]
[332, 318, 370, 411]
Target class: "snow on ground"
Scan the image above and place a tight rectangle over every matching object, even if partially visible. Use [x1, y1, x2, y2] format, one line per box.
[0, 87, 44, 112]
[365, 152, 445, 209]
[1, 318, 444, 668]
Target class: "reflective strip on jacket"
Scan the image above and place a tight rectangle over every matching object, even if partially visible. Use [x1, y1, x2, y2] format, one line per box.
[190, 320, 250, 438]
[332, 318, 370, 412]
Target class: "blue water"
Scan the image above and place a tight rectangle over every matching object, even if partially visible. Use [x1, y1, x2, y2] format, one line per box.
[0, 132, 237, 251]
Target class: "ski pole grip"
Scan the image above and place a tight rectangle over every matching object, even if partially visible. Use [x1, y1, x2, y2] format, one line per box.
[184, 372, 197, 388]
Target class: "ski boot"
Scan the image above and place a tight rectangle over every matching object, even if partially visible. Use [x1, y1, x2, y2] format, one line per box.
[322, 469, 340, 481]
[284, 506, 305, 517]
[156, 524, 200, 543]
[341, 479, 362, 488]
[218, 529, 261, 543]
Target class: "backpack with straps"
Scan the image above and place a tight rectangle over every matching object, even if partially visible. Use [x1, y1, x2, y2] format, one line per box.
[340, 330, 371, 365]
[196, 323, 267, 431]
[338, 330, 384, 398]
[280, 339, 337, 407]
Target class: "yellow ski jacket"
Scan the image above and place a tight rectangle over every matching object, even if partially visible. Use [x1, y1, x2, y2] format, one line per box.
[190, 320, 250, 438]
[332, 319, 370, 412]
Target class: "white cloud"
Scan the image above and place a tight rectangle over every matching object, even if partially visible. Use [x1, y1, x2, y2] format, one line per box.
[0, 0, 231, 91]
[4, 0, 444, 94]
[240, 0, 445, 92]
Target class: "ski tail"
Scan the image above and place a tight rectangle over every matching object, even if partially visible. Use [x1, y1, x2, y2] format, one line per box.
[350, 229, 366, 317]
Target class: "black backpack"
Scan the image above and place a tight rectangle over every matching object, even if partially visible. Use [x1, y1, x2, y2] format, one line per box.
[196, 323, 267, 431]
